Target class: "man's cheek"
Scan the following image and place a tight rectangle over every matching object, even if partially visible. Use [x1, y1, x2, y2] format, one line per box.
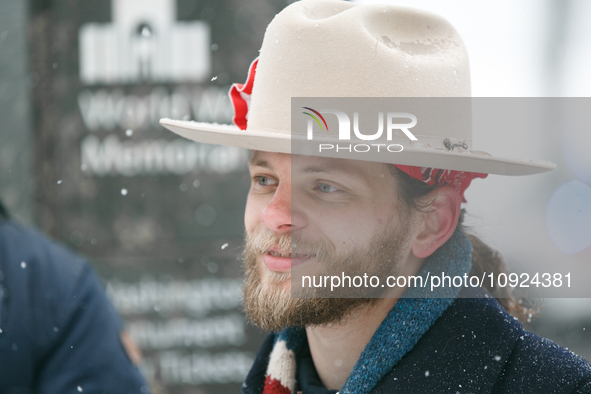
[244, 195, 260, 235]
[245, 195, 273, 232]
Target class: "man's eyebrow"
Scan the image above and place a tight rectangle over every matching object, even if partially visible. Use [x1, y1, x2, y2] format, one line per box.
[248, 159, 273, 170]
[300, 166, 349, 175]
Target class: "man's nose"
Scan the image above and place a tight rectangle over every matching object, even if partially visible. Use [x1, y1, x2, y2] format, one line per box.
[260, 183, 305, 233]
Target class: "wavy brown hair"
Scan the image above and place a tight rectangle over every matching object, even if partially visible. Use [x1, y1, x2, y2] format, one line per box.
[390, 166, 535, 323]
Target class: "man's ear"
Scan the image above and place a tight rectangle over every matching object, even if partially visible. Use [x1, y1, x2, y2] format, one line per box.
[411, 186, 461, 259]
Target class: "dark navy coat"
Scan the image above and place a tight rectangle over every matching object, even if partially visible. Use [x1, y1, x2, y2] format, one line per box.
[0, 214, 149, 393]
[242, 288, 591, 393]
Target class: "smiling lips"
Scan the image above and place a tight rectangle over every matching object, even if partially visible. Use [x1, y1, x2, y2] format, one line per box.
[267, 250, 290, 257]
[263, 246, 313, 272]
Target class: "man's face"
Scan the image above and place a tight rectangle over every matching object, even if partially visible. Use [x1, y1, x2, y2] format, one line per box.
[242, 151, 419, 331]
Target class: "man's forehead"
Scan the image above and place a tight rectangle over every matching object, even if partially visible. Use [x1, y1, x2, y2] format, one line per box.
[248, 151, 287, 169]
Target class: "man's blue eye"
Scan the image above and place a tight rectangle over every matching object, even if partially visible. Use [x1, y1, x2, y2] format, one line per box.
[318, 183, 338, 193]
[258, 176, 274, 186]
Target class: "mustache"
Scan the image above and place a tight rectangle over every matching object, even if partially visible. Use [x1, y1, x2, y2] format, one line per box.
[244, 228, 332, 260]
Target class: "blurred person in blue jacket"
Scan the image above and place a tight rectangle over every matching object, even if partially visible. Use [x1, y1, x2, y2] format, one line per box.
[0, 200, 149, 394]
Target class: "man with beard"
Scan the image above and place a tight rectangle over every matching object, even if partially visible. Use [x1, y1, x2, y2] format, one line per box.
[161, 0, 591, 392]
[241, 154, 414, 331]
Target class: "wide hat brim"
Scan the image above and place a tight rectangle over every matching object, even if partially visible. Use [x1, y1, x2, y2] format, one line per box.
[160, 119, 556, 176]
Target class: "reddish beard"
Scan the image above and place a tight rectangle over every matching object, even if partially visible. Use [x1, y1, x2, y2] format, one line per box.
[242, 222, 409, 332]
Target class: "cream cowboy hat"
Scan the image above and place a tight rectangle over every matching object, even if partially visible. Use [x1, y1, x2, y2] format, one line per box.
[160, 0, 555, 176]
